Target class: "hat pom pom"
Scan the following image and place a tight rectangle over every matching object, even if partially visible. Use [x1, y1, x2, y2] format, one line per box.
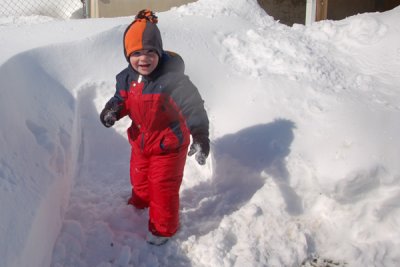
[135, 9, 158, 24]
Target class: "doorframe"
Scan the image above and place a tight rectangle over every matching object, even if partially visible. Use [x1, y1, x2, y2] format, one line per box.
[305, 0, 317, 25]
[306, 0, 329, 24]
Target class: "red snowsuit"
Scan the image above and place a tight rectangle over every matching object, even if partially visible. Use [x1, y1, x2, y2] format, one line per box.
[109, 51, 209, 236]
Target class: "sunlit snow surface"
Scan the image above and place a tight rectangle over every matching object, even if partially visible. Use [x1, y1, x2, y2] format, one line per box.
[1, 1, 400, 266]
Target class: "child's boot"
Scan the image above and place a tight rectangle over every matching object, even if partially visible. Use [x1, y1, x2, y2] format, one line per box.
[146, 232, 169, 246]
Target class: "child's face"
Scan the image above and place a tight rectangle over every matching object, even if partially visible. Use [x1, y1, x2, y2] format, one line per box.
[129, 49, 159, 75]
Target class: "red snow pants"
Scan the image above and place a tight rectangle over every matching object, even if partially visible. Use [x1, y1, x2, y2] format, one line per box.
[128, 142, 189, 237]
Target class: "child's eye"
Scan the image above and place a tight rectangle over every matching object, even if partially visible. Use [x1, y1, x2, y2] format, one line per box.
[131, 49, 157, 58]
[131, 51, 142, 57]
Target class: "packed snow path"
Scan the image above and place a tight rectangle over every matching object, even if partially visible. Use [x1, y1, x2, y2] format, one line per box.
[51, 83, 195, 267]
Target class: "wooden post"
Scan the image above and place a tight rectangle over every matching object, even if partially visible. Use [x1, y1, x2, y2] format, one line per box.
[316, 0, 328, 21]
[89, 0, 99, 18]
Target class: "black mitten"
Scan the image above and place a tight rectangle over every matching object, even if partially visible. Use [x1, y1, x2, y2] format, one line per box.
[188, 135, 210, 165]
[100, 109, 117, 128]
[100, 97, 123, 128]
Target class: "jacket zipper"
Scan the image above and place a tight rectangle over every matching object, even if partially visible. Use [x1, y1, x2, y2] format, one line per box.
[137, 75, 145, 152]
[140, 132, 145, 152]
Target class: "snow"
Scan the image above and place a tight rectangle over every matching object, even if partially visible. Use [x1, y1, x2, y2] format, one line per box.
[1, 0, 400, 266]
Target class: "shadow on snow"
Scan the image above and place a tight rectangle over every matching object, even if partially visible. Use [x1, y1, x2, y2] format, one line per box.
[180, 119, 302, 238]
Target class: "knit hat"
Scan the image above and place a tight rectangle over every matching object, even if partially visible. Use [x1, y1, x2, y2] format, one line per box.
[123, 10, 163, 60]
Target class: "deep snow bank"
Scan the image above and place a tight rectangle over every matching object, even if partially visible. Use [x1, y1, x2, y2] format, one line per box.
[0, 52, 77, 267]
[0, 25, 126, 267]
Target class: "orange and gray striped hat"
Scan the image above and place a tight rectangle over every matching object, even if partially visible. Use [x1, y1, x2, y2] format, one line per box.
[123, 10, 163, 60]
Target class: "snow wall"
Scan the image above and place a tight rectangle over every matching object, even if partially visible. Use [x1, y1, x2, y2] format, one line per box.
[0, 26, 126, 267]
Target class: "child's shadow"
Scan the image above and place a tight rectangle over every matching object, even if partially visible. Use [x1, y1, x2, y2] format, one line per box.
[180, 119, 302, 237]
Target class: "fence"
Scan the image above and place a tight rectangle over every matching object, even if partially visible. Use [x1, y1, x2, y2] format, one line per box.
[0, 0, 86, 19]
